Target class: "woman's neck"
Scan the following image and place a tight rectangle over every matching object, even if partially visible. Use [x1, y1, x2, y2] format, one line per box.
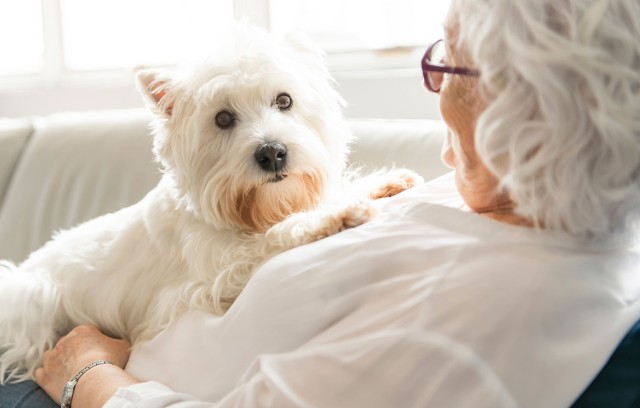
[478, 208, 533, 228]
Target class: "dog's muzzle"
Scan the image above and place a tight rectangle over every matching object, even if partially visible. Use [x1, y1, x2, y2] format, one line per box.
[255, 142, 287, 174]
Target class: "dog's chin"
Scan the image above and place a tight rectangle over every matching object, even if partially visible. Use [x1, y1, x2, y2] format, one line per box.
[225, 171, 326, 233]
[266, 173, 288, 183]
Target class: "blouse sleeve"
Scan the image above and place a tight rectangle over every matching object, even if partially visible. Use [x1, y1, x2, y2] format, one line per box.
[104, 330, 518, 408]
[103, 381, 210, 407]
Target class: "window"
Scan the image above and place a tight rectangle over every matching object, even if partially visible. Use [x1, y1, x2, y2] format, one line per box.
[0, 0, 450, 119]
[0, 0, 43, 76]
[1, 0, 449, 78]
[268, 0, 449, 73]
[60, 0, 234, 71]
[269, 0, 447, 52]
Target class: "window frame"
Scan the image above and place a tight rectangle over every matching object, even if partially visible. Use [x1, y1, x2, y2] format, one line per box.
[0, 0, 431, 88]
[0, 0, 443, 121]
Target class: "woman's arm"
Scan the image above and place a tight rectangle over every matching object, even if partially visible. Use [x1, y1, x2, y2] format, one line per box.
[33, 326, 514, 408]
[34, 325, 139, 408]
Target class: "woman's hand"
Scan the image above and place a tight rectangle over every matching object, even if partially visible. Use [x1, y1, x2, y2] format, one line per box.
[34, 325, 132, 404]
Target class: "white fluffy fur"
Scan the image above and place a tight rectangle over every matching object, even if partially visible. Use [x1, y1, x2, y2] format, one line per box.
[450, 0, 640, 238]
[0, 25, 421, 383]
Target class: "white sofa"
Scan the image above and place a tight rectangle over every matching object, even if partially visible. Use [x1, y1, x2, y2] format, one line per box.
[0, 109, 449, 263]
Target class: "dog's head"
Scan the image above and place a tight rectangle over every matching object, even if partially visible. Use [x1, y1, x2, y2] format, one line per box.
[136, 25, 352, 233]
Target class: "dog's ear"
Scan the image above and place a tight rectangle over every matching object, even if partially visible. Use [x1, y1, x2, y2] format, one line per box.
[136, 69, 175, 117]
[283, 32, 327, 69]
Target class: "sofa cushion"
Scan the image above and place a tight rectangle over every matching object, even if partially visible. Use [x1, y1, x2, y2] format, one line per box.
[0, 119, 33, 212]
[0, 111, 449, 264]
[0, 109, 161, 263]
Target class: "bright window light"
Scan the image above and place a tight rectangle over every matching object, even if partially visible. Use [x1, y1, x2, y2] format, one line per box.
[0, 0, 43, 76]
[269, 0, 450, 52]
[60, 0, 235, 71]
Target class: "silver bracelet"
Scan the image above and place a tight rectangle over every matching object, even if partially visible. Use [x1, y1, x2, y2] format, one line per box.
[60, 360, 113, 408]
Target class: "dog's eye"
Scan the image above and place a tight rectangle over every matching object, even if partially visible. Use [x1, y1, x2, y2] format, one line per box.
[215, 111, 236, 129]
[275, 93, 293, 111]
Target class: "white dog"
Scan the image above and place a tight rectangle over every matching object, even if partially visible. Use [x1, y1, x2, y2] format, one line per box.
[0, 26, 421, 383]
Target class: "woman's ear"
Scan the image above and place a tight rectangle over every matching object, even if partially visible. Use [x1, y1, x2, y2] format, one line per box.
[135, 69, 175, 117]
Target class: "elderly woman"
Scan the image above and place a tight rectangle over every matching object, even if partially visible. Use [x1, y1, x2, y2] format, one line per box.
[4, 0, 640, 406]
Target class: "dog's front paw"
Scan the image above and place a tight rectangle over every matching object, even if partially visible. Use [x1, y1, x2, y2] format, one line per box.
[306, 199, 377, 240]
[340, 199, 378, 229]
[309, 199, 377, 239]
[370, 168, 424, 200]
[264, 199, 378, 250]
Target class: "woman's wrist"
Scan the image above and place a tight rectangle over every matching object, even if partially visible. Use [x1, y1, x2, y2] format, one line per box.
[61, 360, 113, 407]
[34, 326, 134, 405]
[68, 363, 139, 408]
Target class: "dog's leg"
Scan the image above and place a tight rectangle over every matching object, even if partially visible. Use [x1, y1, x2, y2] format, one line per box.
[0, 264, 71, 383]
[263, 198, 377, 251]
[208, 199, 377, 314]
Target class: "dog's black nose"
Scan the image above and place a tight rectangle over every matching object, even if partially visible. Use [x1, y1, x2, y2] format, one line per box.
[254, 142, 287, 172]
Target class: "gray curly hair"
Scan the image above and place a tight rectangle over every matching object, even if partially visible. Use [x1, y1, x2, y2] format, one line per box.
[450, 0, 640, 239]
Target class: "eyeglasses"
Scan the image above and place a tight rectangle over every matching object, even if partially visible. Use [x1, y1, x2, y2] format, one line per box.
[421, 39, 480, 93]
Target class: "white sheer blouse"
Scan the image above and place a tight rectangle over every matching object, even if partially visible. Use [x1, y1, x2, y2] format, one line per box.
[106, 173, 640, 408]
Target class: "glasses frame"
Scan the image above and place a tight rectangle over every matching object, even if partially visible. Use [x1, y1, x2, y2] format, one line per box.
[421, 39, 480, 93]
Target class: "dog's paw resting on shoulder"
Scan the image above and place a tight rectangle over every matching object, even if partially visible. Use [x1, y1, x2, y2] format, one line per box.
[307, 199, 377, 239]
[348, 168, 424, 201]
[339, 199, 378, 229]
[369, 168, 424, 199]
[265, 199, 377, 250]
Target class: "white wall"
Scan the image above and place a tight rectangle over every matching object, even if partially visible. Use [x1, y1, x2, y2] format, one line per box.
[0, 69, 441, 120]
